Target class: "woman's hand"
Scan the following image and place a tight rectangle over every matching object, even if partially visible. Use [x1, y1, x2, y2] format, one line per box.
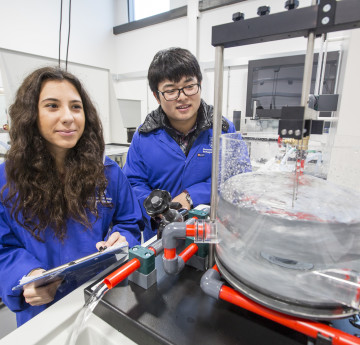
[96, 231, 128, 251]
[172, 192, 191, 210]
[23, 269, 62, 306]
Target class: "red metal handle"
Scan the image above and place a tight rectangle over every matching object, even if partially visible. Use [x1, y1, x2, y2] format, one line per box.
[103, 258, 141, 289]
[219, 285, 360, 345]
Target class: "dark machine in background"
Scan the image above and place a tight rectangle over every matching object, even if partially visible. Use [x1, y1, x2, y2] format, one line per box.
[245, 51, 339, 119]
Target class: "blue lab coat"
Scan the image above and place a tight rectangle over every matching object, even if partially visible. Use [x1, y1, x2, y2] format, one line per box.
[123, 100, 251, 241]
[0, 157, 142, 326]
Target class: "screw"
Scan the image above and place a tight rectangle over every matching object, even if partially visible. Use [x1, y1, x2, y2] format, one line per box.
[285, 0, 299, 10]
[232, 12, 245, 21]
[151, 195, 162, 208]
[321, 17, 330, 25]
[323, 4, 331, 13]
[257, 6, 270, 16]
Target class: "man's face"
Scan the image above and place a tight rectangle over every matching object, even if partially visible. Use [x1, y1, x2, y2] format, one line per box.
[155, 76, 201, 133]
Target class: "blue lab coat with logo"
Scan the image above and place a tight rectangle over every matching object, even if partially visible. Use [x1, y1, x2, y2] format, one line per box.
[123, 100, 251, 241]
[0, 157, 143, 326]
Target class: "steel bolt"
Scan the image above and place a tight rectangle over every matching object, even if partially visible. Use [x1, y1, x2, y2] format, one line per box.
[257, 6, 270, 16]
[232, 12, 245, 21]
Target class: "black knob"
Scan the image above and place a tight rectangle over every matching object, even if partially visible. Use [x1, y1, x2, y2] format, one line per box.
[143, 189, 172, 216]
[257, 6, 270, 16]
[232, 12, 245, 22]
[285, 0, 299, 10]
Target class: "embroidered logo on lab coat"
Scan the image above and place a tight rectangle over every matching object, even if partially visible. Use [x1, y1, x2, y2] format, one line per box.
[95, 191, 112, 206]
[200, 136, 213, 154]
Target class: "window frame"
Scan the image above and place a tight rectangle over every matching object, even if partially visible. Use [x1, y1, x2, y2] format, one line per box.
[114, 0, 245, 35]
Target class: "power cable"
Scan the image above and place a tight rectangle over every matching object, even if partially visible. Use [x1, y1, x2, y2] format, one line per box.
[65, 0, 72, 71]
[58, 0, 63, 67]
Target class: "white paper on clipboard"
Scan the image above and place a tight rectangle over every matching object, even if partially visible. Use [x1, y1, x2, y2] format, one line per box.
[12, 242, 128, 291]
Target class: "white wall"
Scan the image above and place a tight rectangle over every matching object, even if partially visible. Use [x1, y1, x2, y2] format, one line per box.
[0, 0, 119, 143]
[0, 0, 358, 145]
[327, 29, 360, 191]
[0, 0, 116, 71]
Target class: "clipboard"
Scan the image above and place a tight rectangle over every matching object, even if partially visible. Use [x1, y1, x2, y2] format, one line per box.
[12, 242, 128, 291]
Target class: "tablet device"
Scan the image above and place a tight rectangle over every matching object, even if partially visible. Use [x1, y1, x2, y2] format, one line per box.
[12, 242, 128, 291]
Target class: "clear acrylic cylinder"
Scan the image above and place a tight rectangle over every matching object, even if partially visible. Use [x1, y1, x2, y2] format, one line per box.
[216, 133, 360, 319]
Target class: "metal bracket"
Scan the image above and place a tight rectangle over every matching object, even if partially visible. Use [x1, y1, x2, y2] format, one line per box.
[212, 0, 360, 48]
[317, 0, 336, 29]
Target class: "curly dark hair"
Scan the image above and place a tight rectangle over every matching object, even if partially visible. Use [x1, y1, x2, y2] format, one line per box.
[147, 47, 202, 97]
[1, 66, 108, 242]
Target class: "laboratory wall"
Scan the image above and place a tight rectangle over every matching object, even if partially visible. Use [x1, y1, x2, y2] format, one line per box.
[0, 0, 358, 146]
[0, 0, 122, 144]
[0, 0, 116, 71]
[112, 0, 346, 131]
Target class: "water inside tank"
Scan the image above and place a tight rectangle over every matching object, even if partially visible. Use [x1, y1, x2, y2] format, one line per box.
[216, 171, 360, 317]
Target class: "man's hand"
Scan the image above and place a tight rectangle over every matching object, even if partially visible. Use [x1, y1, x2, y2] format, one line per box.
[23, 269, 62, 306]
[172, 192, 191, 210]
[96, 231, 128, 251]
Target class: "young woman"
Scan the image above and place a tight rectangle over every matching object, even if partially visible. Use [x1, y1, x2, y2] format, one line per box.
[0, 66, 143, 326]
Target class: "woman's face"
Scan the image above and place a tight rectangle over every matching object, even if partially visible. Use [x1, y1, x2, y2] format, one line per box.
[37, 80, 85, 160]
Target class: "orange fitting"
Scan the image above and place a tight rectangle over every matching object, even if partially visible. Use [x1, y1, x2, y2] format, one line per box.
[219, 285, 360, 345]
[212, 264, 219, 272]
[186, 222, 205, 239]
[148, 246, 156, 256]
[186, 224, 196, 237]
[179, 243, 198, 263]
[164, 248, 176, 260]
[197, 223, 204, 238]
[103, 258, 141, 289]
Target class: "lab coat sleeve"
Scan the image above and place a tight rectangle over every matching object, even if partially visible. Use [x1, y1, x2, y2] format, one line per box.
[107, 163, 143, 248]
[0, 203, 45, 313]
[122, 132, 153, 221]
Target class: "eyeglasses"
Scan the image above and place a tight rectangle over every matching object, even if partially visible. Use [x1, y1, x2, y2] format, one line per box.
[157, 83, 201, 101]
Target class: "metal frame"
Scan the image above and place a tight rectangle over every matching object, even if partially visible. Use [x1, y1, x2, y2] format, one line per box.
[211, 0, 360, 48]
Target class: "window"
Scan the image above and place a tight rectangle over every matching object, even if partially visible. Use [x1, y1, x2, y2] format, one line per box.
[129, 0, 170, 22]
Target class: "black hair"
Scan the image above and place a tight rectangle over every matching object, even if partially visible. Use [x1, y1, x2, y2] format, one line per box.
[147, 47, 202, 95]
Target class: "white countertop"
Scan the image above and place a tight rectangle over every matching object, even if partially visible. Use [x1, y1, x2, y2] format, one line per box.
[0, 261, 136, 345]
[105, 144, 129, 156]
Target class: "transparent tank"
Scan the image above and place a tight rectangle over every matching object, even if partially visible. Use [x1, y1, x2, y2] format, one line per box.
[216, 133, 360, 319]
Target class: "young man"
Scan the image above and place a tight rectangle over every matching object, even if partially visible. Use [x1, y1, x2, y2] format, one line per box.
[123, 47, 250, 241]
